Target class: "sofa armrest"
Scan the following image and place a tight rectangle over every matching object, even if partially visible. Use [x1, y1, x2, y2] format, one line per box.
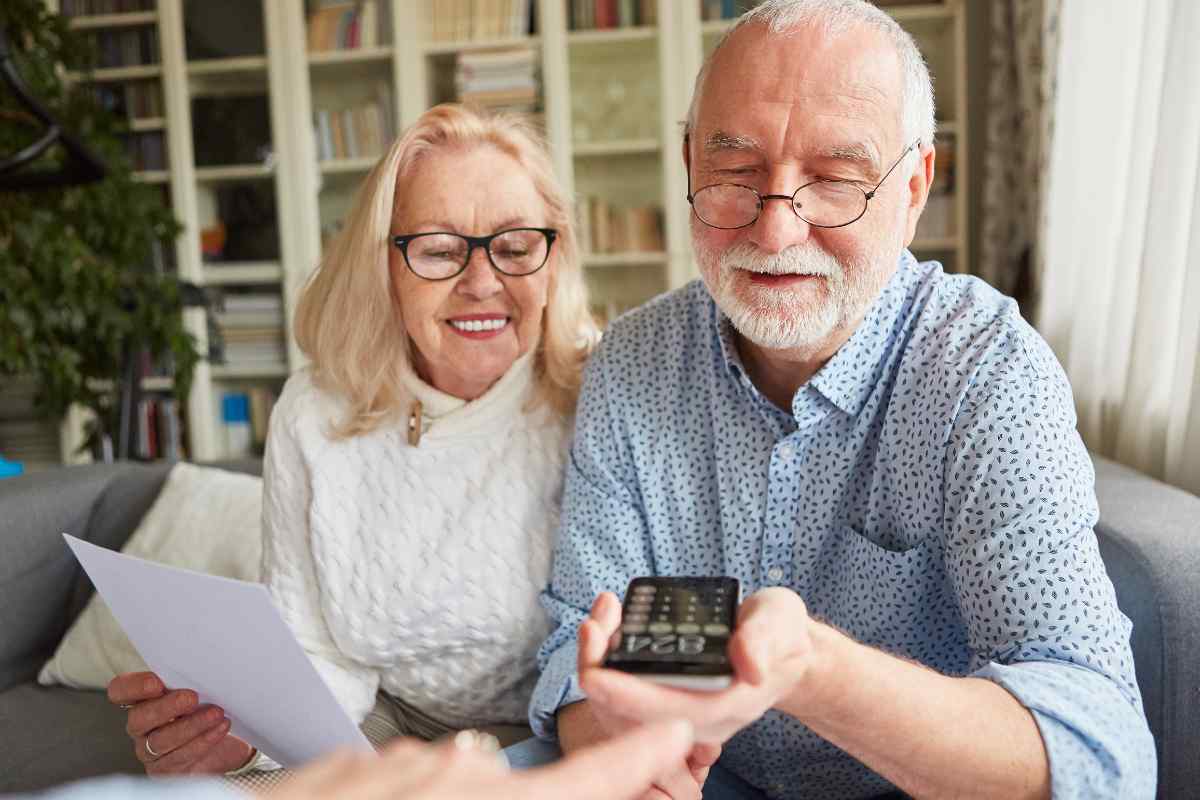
[0, 461, 170, 692]
[1093, 455, 1200, 799]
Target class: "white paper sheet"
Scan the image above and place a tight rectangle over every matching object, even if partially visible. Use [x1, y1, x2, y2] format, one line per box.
[63, 533, 373, 767]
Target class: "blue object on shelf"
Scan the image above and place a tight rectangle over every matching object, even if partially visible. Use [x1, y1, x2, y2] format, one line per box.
[0, 455, 24, 479]
[222, 393, 250, 423]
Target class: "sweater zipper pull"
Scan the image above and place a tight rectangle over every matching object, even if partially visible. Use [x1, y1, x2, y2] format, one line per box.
[407, 399, 424, 447]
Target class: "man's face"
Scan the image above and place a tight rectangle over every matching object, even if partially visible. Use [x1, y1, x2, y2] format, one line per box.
[687, 22, 928, 352]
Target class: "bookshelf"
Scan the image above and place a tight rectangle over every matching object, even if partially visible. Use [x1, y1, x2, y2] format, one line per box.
[41, 0, 973, 465]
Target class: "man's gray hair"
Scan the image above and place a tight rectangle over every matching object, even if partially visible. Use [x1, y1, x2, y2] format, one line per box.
[684, 0, 936, 148]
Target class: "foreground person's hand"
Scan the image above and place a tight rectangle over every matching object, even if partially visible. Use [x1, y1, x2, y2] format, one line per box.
[107, 671, 254, 775]
[567, 595, 722, 799]
[578, 588, 819, 745]
[268, 719, 696, 800]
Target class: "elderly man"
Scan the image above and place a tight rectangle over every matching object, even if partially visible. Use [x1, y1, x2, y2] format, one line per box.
[525, 1, 1156, 799]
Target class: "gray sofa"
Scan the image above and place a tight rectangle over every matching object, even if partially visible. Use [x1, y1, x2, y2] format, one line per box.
[1, 457, 1198, 797]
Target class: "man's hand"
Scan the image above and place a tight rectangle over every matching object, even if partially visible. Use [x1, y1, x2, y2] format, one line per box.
[577, 588, 821, 745]
[268, 720, 697, 800]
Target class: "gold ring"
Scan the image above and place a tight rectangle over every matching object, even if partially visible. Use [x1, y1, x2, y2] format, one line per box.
[145, 737, 161, 759]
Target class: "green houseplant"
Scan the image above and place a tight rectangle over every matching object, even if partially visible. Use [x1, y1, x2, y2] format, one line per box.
[0, 0, 201, 457]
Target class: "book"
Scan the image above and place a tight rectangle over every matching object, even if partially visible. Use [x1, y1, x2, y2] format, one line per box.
[316, 111, 334, 160]
[313, 92, 391, 161]
[306, 2, 378, 52]
[578, 196, 664, 254]
[455, 47, 540, 113]
[221, 293, 282, 313]
[248, 387, 277, 448]
[157, 397, 184, 461]
[639, 0, 657, 26]
[360, 0, 378, 47]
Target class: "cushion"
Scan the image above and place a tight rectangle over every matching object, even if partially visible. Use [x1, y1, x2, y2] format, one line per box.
[36, 463, 263, 690]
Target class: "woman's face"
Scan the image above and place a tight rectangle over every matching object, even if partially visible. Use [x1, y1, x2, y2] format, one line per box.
[389, 145, 555, 400]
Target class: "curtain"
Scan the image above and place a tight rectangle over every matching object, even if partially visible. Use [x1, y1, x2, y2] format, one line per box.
[977, 0, 1059, 302]
[1038, 0, 1200, 496]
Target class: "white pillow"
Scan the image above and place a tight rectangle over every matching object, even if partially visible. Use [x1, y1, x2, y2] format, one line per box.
[38, 462, 263, 690]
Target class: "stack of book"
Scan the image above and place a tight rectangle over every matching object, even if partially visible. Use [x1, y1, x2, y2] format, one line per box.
[455, 48, 539, 114]
[569, 0, 658, 29]
[215, 293, 287, 370]
[88, 27, 159, 68]
[61, 0, 153, 15]
[134, 395, 185, 461]
[577, 197, 664, 254]
[220, 387, 277, 453]
[314, 87, 394, 161]
[306, 0, 383, 52]
[429, 0, 532, 42]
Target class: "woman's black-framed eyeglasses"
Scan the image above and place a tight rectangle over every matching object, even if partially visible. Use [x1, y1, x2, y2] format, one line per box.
[391, 227, 558, 281]
[686, 139, 920, 230]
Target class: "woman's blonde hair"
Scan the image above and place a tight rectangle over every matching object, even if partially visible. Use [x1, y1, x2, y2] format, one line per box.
[294, 103, 598, 438]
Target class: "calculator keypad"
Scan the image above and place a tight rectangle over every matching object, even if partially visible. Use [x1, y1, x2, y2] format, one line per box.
[619, 584, 731, 637]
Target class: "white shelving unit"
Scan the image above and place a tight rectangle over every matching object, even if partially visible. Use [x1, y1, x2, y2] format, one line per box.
[49, 0, 972, 465]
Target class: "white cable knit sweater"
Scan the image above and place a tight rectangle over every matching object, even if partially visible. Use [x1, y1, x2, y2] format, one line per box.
[261, 354, 568, 729]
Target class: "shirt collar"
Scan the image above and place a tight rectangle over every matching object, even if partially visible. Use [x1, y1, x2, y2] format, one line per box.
[713, 299, 750, 381]
[808, 250, 922, 418]
[708, 250, 923, 421]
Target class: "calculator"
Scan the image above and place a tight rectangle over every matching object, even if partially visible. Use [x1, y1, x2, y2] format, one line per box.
[601, 576, 739, 690]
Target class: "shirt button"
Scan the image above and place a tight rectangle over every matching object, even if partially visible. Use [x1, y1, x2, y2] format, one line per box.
[767, 565, 784, 582]
[778, 443, 794, 459]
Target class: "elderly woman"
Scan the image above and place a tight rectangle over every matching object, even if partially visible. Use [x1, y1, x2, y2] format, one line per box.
[104, 103, 598, 777]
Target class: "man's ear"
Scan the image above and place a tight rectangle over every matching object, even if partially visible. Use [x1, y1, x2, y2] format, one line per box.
[902, 142, 936, 247]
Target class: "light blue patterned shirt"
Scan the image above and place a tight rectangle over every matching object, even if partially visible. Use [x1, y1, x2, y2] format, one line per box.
[530, 253, 1156, 800]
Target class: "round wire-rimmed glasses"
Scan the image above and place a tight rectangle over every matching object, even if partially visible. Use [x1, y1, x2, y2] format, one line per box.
[391, 227, 558, 281]
[686, 140, 919, 230]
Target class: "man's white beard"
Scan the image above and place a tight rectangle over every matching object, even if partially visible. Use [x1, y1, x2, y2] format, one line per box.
[696, 239, 873, 351]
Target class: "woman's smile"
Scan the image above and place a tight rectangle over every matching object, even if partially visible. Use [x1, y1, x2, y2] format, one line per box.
[446, 313, 511, 339]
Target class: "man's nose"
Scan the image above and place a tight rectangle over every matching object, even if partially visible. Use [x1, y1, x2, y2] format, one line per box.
[455, 247, 503, 298]
[748, 193, 812, 255]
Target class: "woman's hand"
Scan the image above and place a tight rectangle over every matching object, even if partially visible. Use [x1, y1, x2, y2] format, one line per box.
[106, 671, 254, 775]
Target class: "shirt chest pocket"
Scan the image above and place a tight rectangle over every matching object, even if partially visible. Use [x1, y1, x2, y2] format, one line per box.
[804, 524, 942, 644]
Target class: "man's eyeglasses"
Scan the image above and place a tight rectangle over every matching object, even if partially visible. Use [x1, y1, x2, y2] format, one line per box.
[686, 140, 920, 230]
[391, 227, 557, 281]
